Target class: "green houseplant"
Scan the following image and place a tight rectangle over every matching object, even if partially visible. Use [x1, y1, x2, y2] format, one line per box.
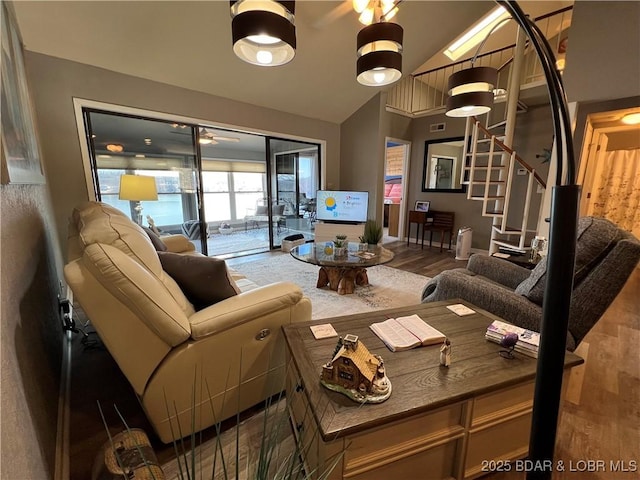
[333, 234, 348, 256]
[361, 219, 382, 247]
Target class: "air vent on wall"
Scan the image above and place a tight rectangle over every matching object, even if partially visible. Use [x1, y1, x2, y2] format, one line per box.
[430, 122, 446, 132]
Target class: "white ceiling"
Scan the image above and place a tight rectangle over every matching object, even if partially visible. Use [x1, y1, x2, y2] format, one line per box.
[13, 0, 496, 124]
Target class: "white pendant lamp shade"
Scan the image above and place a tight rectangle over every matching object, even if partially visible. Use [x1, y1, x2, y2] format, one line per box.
[357, 22, 403, 87]
[230, 0, 296, 66]
[445, 66, 498, 117]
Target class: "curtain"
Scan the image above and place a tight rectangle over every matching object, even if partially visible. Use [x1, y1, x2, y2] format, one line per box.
[591, 149, 640, 237]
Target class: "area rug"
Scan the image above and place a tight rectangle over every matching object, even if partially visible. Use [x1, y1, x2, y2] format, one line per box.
[232, 253, 430, 319]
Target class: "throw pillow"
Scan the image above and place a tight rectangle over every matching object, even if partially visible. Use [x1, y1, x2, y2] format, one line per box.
[514, 216, 623, 304]
[157, 252, 240, 311]
[514, 258, 547, 305]
[142, 226, 168, 252]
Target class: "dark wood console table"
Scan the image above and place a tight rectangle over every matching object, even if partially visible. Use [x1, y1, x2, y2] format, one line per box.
[407, 210, 455, 251]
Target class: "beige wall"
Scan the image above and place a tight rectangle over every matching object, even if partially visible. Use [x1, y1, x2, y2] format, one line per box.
[1, 182, 64, 478]
[24, 52, 341, 258]
[563, 1, 640, 104]
[339, 94, 383, 222]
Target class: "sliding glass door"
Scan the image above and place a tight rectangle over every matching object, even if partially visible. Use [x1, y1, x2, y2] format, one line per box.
[84, 110, 207, 252]
[82, 107, 322, 257]
[268, 138, 320, 248]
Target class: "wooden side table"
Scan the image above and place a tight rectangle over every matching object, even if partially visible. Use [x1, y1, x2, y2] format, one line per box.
[406, 210, 432, 246]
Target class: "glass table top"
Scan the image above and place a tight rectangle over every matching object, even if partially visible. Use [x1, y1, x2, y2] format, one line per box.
[290, 243, 394, 268]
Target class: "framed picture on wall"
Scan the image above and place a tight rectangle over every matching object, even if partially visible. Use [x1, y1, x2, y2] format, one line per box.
[415, 201, 430, 212]
[1, 2, 45, 184]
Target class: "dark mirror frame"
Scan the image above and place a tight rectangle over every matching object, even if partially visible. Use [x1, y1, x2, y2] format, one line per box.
[422, 136, 467, 193]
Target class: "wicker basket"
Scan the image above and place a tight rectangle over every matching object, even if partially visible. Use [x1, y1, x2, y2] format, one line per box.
[92, 428, 165, 480]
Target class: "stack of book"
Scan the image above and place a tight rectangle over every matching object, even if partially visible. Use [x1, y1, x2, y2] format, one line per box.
[485, 320, 540, 358]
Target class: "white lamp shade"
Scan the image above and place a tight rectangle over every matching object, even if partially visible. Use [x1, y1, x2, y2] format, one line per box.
[118, 175, 158, 201]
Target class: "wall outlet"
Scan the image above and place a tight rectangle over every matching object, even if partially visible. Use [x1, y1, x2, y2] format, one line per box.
[517, 168, 527, 176]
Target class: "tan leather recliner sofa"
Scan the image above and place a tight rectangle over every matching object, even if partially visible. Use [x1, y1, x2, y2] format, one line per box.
[64, 202, 312, 443]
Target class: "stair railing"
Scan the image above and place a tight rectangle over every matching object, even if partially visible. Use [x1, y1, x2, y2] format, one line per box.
[386, 6, 573, 117]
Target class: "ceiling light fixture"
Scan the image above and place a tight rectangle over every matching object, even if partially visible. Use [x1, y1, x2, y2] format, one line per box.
[354, 0, 398, 26]
[230, 0, 296, 67]
[621, 112, 640, 125]
[106, 143, 124, 153]
[443, 5, 510, 61]
[445, 66, 498, 117]
[356, 21, 403, 87]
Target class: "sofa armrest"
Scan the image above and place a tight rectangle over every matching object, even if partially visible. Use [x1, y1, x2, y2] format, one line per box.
[188, 282, 308, 339]
[467, 254, 531, 289]
[161, 234, 196, 253]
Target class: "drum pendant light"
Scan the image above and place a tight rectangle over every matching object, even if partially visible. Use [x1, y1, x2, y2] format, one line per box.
[230, 0, 296, 67]
[356, 22, 403, 86]
[445, 66, 498, 117]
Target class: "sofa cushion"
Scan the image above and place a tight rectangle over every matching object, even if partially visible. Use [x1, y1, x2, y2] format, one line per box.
[142, 227, 168, 252]
[158, 252, 240, 311]
[83, 243, 191, 346]
[515, 216, 624, 304]
[73, 202, 195, 316]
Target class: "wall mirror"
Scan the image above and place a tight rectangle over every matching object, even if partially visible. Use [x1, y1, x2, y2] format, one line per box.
[422, 136, 466, 192]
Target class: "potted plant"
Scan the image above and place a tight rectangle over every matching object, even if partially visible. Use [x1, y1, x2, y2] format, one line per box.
[362, 219, 383, 248]
[333, 234, 348, 257]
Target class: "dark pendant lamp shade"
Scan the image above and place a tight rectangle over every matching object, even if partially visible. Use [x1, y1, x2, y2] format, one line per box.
[357, 22, 403, 86]
[445, 66, 498, 117]
[230, 1, 296, 66]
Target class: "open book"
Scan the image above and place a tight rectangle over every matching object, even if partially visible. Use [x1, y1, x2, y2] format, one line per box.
[370, 314, 446, 352]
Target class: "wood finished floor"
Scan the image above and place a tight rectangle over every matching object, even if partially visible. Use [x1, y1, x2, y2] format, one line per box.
[68, 241, 639, 479]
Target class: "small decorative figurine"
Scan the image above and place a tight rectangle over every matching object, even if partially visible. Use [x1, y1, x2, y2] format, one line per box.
[499, 332, 519, 359]
[320, 334, 392, 404]
[439, 338, 452, 367]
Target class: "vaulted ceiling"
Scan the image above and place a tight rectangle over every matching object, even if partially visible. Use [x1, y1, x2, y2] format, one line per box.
[13, 0, 494, 124]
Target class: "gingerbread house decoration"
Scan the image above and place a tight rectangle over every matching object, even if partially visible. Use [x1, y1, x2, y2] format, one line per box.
[320, 334, 392, 403]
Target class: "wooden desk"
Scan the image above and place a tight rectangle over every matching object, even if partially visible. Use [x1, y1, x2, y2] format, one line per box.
[406, 210, 432, 246]
[283, 301, 583, 479]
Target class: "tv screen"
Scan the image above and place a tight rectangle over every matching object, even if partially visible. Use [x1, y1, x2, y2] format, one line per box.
[316, 190, 369, 223]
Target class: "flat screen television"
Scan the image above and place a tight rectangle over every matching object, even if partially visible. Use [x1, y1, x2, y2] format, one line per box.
[315, 190, 369, 224]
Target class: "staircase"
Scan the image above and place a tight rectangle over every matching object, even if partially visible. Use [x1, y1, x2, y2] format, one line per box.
[461, 116, 546, 254]
[386, 6, 571, 254]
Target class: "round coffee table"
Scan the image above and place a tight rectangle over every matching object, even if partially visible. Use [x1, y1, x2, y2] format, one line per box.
[290, 243, 394, 295]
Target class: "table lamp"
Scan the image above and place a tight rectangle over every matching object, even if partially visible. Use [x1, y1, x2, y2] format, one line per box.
[118, 174, 158, 225]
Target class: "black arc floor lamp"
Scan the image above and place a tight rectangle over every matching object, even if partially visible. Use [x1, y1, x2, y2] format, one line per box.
[230, 1, 580, 477]
[498, 3, 580, 479]
[447, 2, 580, 478]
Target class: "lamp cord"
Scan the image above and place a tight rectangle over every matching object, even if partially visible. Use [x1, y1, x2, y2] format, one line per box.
[471, 16, 513, 66]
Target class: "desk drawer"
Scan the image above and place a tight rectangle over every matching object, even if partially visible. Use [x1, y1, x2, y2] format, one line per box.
[344, 403, 465, 476]
[471, 380, 534, 428]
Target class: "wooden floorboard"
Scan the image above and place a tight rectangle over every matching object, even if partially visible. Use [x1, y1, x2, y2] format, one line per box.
[67, 244, 639, 480]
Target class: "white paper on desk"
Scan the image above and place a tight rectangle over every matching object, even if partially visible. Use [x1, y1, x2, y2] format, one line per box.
[447, 304, 476, 316]
[310, 323, 338, 339]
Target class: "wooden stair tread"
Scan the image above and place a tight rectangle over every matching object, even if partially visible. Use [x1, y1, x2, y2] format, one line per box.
[471, 195, 505, 200]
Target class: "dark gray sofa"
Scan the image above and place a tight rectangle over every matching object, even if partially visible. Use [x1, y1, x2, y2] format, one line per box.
[422, 217, 640, 351]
